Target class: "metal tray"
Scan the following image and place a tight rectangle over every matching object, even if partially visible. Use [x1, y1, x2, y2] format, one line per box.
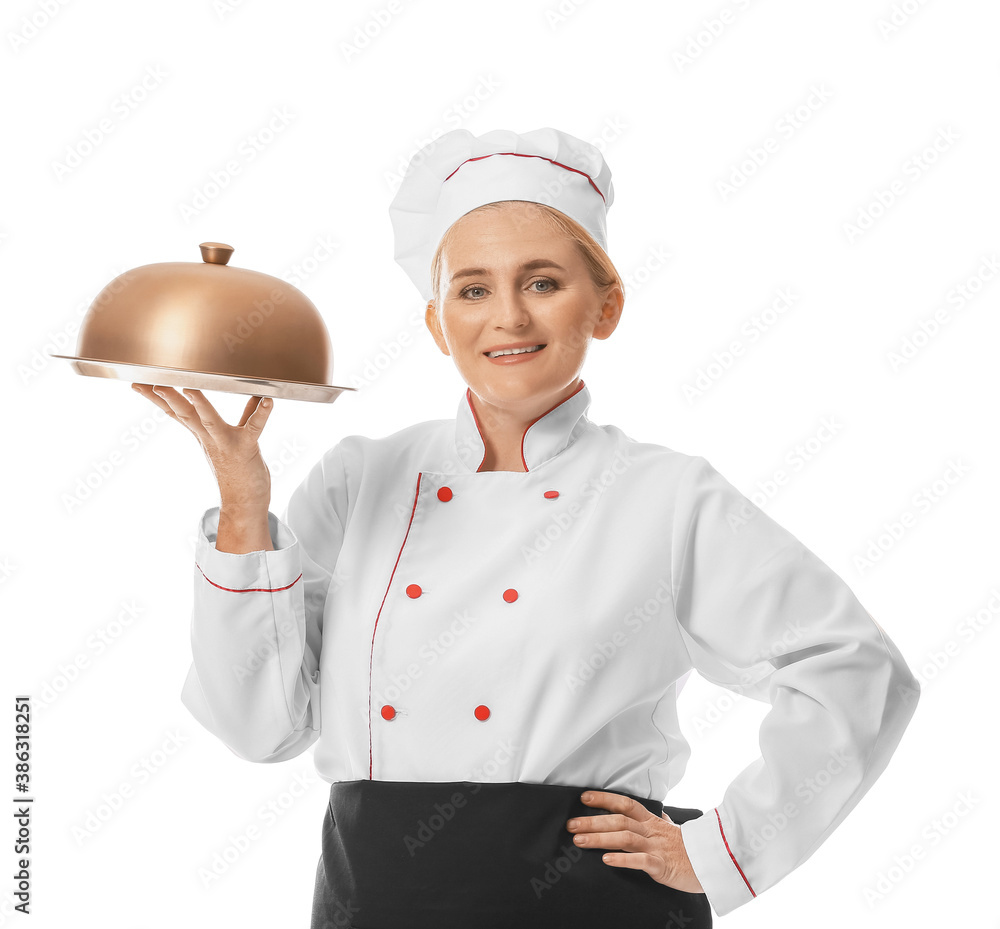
[49, 353, 357, 404]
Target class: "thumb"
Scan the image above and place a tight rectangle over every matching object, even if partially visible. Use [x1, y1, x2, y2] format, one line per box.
[243, 396, 274, 434]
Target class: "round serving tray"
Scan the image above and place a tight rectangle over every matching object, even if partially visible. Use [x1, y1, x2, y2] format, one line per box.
[48, 353, 357, 403]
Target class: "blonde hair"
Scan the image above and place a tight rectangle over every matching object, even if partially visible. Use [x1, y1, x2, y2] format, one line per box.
[429, 200, 623, 309]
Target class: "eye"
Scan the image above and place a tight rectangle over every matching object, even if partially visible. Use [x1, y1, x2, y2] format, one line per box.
[457, 278, 558, 300]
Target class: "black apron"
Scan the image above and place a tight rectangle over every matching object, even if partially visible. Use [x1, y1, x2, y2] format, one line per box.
[311, 779, 713, 929]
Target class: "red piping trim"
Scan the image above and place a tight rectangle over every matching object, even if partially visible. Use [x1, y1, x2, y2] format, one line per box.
[519, 379, 585, 471]
[714, 808, 756, 897]
[444, 152, 606, 202]
[464, 379, 586, 473]
[465, 390, 488, 473]
[368, 473, 423, 779]
[196, 563, 301, 592]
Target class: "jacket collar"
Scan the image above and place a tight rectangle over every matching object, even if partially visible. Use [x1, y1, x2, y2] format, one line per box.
[454, 380, 592, 472]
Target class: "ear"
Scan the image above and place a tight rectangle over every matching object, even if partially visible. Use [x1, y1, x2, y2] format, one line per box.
[592, 284, 624, 341]
[425, 301, 450, 356]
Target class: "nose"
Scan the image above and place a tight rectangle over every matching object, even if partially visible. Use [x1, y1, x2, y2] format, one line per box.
[489, 279, 533, 328]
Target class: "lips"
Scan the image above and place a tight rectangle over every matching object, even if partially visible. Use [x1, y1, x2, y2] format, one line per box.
[484, 344, 546, 358]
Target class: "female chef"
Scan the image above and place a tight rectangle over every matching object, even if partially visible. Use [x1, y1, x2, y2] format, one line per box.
[134, 127, 920, 928]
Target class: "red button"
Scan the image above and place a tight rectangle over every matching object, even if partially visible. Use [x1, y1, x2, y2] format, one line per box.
[543, 490, 559, 499]
[381, 705, 395, 720]
[406, 584, 422, 598]
[437, 486, 453, 502]
[503, 588, 518, 603]
[474, 705, 491, 721]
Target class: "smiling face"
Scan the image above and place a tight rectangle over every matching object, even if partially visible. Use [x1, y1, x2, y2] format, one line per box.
[425, 202, 623, 418]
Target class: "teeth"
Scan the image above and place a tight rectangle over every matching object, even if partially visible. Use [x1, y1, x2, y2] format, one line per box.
[486, 344, 544, 358]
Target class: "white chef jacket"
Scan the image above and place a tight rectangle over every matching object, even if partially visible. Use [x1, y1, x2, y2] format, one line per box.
[180, 379, 920, 918]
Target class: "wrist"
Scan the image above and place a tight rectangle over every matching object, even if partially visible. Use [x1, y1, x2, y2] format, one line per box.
[219, 501, 270, 519]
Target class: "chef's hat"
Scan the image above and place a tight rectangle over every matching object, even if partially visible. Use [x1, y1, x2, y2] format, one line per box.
[388, 127, 614, 303]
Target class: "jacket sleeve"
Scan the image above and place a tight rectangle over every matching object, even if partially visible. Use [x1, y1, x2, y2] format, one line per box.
[179, 441, 350, 763]
[671, 455, 920, 917]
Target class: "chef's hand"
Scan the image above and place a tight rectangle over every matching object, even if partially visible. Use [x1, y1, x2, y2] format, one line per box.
[131, 384, 273, 508]
[566, 791, 706, 895]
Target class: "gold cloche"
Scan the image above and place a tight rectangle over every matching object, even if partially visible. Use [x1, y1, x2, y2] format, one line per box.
[49, 241, 356, 403]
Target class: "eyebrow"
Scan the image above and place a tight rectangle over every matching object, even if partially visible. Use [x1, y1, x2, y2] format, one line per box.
[449, 259, 567, 284]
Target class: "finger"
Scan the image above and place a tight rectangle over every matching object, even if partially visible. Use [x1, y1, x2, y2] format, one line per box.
[150, 384, 184, 415]
[575, 792, 652, 828]
[580, 790, 632, 810]
[572, 827, 638, 852]
[598, 850, 661, 875]
[132, 383, 178, 418]
[149, 386, 211, 443]
[178, 388, 226, 431]
[568, 812, 631, 832]
[150, 385, 186, 414]
[236, 395, 263, 428]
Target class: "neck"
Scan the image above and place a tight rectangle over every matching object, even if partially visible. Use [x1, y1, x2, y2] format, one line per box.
[469, 379, 581, 472]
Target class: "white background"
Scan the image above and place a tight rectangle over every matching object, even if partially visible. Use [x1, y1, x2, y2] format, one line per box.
[3, 0, 997, 925]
